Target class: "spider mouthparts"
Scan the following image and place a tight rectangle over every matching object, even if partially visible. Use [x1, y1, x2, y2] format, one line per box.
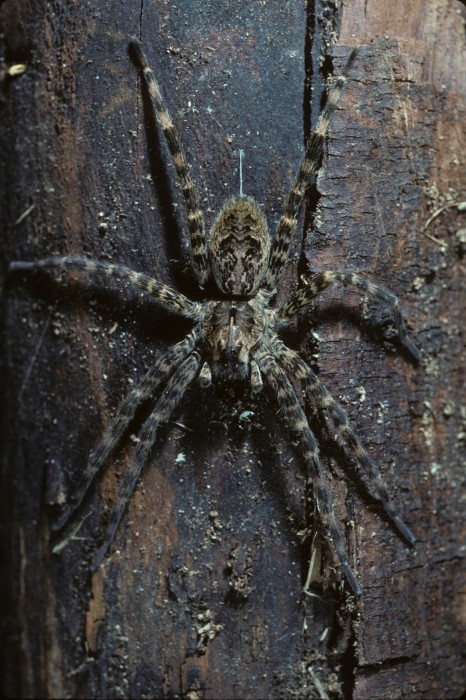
[227, 309, 240, 348]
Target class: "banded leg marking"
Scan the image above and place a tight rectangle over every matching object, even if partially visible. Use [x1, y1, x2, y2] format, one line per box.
[130, 39, 209, 286]
[277, 270, 421, 361]
[52, 332, 199, 534]
[10, 256, 199, 318]
[264, 49, 358, 290]
[274, 340, 415, 545]
[90, 349, 202, 570]
[258, 351, 362, 596]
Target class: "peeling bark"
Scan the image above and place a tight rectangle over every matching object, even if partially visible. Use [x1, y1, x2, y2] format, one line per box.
[1, 1, 465, 698]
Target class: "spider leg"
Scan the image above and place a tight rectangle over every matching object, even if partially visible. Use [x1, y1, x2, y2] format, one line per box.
[264, 48, 357, 290]
[89, 349, 201, 571]
[257, 350, 362, 597]
[130, 39, 209, 287]
[277, 270, 421, 361]
[9, 256, 200, 319]
[52, 331, 199, 534]
[273, 339, 415, 544]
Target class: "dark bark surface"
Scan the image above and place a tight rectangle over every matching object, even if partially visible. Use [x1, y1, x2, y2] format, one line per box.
[1, 1, 465, 699]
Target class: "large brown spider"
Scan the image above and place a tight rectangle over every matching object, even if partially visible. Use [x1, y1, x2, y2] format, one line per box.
[9, 39, 420, 596]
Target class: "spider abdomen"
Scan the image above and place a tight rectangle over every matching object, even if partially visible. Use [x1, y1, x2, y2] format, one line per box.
[209, 195, 271, 295]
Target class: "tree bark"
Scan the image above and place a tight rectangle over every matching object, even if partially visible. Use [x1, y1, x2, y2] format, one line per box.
[1, 1, 465, 698]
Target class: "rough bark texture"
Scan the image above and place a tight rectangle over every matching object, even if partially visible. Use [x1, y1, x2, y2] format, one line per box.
[1, 1, 465, 699]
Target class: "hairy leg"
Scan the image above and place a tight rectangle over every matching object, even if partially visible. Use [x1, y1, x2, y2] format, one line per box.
[52, 331, 199, 534]
[9, 256, 200, 318]
[130, 39, 209, 287]
[264, 49, 357, 290]
[89, 349, 201, 570]
[51, 350, 202, 570]
[273, 339, 415, 544]
[277, 270, 421, 361]
[257, 350, 362, 596]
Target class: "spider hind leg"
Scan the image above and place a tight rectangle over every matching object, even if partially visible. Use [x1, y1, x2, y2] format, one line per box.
[265, 48, 358, 290]
[130, 39, 209, 287]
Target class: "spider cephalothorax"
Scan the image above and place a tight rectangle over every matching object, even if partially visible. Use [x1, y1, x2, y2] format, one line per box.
[200, 291, 273, 383]
[9, 39, 420, 596]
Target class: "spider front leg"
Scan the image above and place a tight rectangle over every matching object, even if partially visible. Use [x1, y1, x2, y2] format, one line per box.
[273, 339, 415, 545]
[257, 351, 362, 597]
[52, 331, 199, 535]
[277, 270, 421, 361]
[130, 39, 209, 287]
[9, 256, 200, 318]
[56, 350, 202, 571]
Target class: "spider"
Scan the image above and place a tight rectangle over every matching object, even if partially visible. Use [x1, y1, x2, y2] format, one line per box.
[9, 39, 420, 597]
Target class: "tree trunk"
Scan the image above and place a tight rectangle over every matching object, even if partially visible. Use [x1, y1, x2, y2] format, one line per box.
[1, 1, 464, 698]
